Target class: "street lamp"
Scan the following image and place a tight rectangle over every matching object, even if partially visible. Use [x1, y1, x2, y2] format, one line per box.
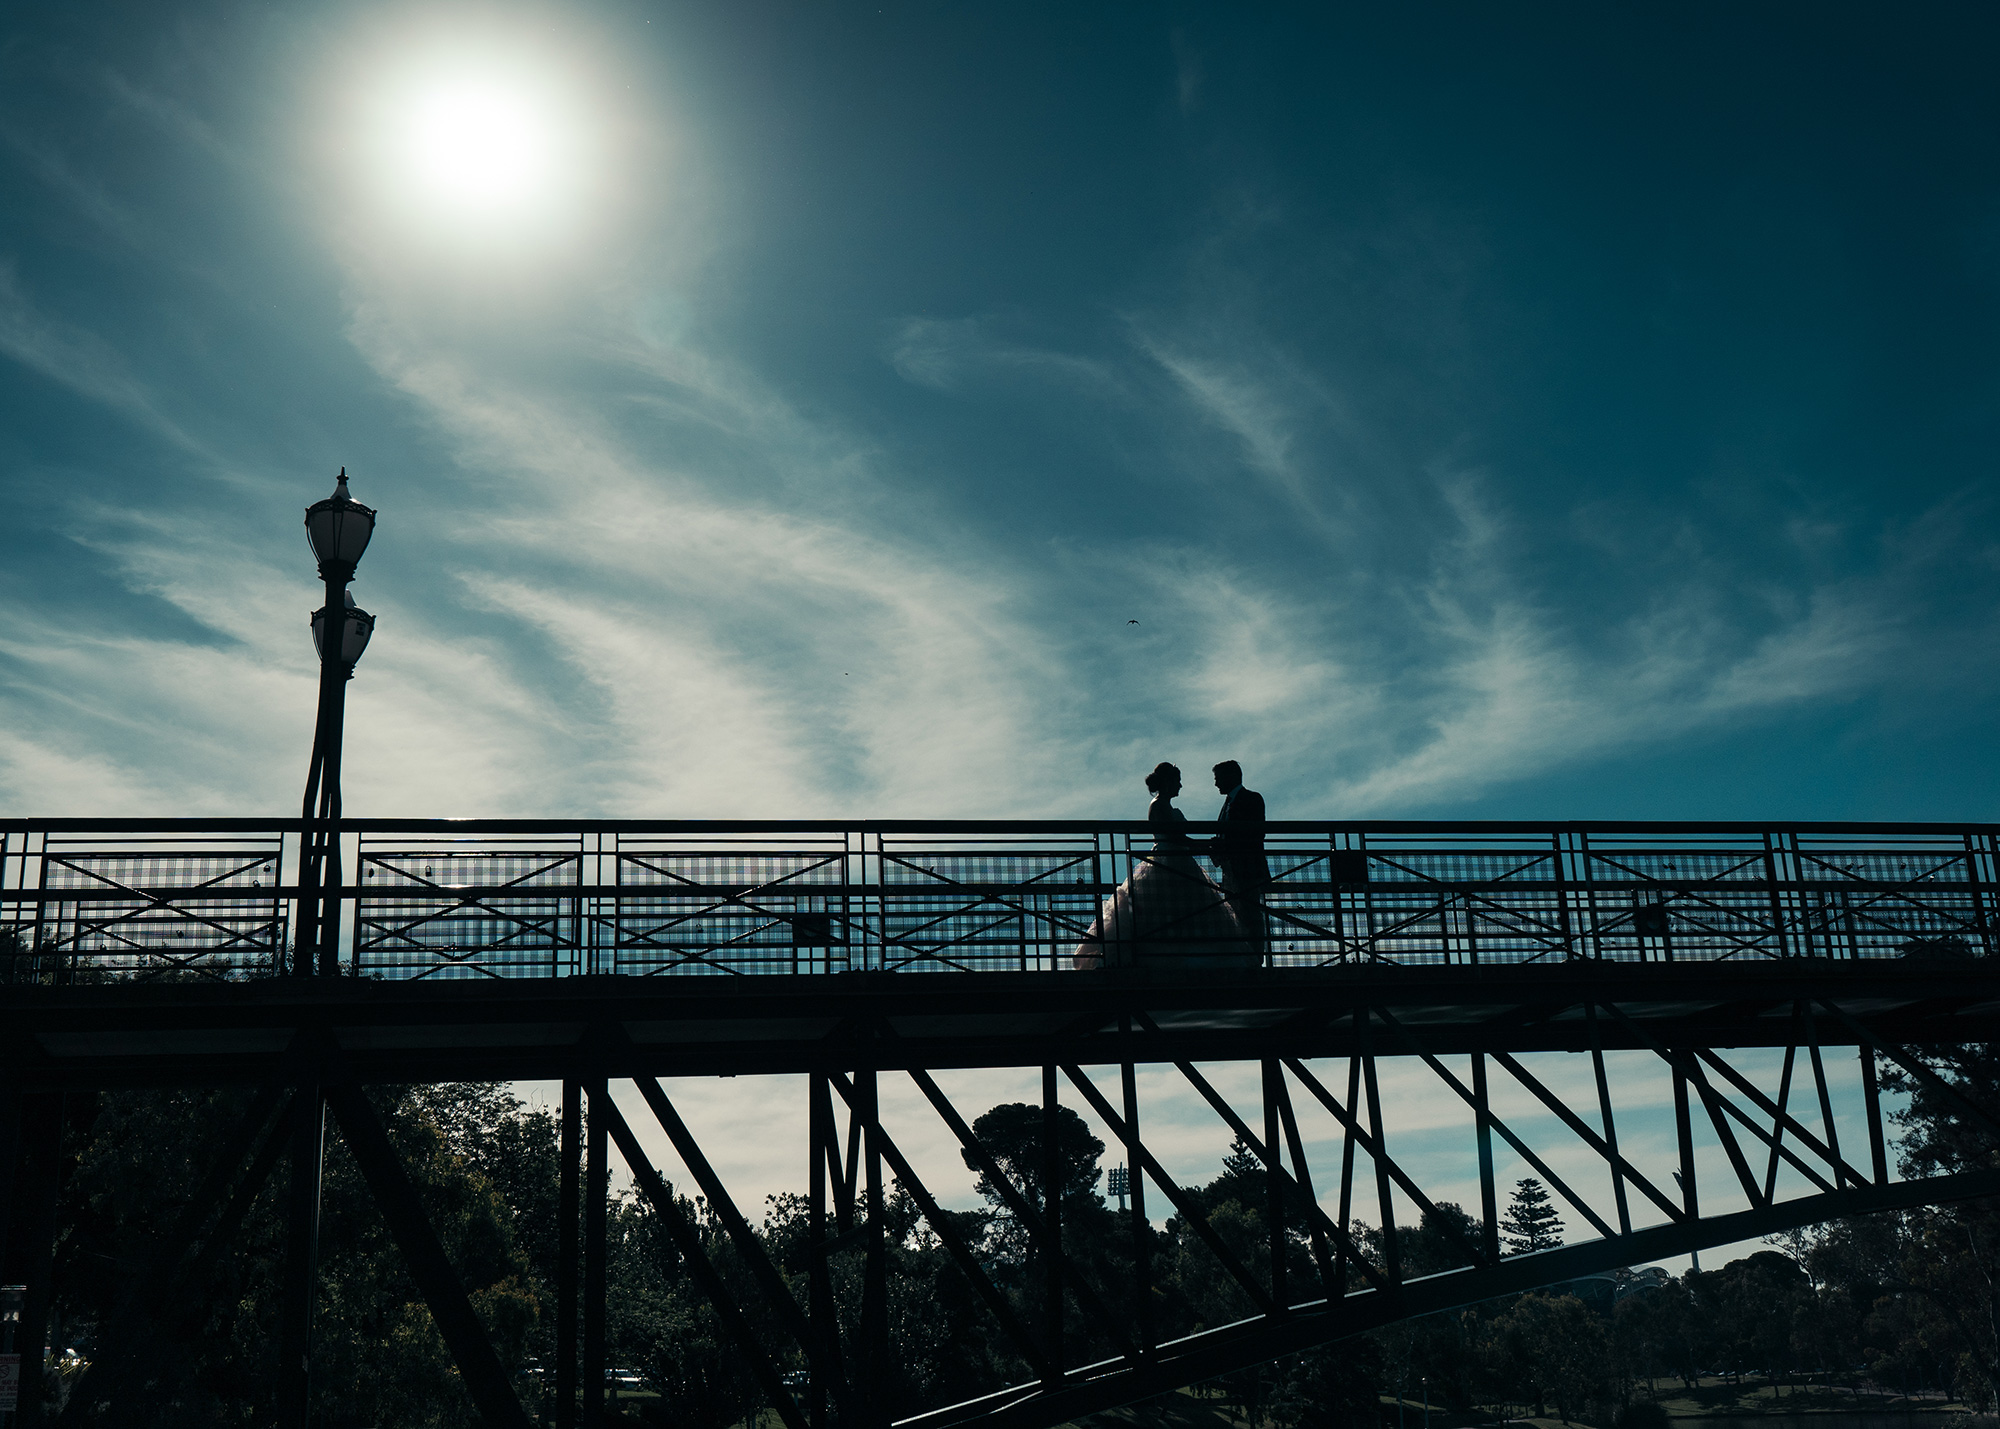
[298, 468, 377, 978]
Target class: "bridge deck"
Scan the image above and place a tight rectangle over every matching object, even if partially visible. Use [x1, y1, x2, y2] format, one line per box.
[6, 960, 1996, 1085]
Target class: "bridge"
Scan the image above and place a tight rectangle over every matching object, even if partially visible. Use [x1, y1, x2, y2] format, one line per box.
[3, 815, 1998, 1429]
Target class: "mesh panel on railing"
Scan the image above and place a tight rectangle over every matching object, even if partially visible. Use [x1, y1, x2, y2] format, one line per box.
[354, 850, 581, 979]
[20, 844, 285, 981]
[2, 823, 1989, 979]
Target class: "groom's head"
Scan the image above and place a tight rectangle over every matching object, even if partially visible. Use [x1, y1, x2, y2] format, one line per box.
[1213, 760, 1242, 795]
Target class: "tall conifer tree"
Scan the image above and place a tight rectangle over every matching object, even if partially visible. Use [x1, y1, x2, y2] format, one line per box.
[1500, 1176, 1564, 1254]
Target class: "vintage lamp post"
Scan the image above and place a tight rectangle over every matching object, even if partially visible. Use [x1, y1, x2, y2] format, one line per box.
[281, 470, 377, 1429]
[297, 468, 376, 978]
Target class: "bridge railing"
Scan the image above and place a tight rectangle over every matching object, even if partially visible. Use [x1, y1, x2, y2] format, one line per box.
[0, 818, 1993, 982]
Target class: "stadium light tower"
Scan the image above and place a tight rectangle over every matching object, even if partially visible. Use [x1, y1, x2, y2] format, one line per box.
[298, 469, 377, 977]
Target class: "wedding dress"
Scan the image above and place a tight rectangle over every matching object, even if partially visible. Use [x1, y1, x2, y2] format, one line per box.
[1072, 797, 1253, 970]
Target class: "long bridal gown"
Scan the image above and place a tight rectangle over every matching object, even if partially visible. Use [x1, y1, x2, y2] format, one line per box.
[1072, 797, 1253, 970]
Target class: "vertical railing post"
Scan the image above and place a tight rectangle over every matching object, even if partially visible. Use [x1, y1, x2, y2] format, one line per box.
[1551, 829, 1575, 959]
[1763, 831, 1792, 960]
[583, 1081, 607, 1429]
[556, 1080, 580, 1429]
[277, 1084, 324, 1429]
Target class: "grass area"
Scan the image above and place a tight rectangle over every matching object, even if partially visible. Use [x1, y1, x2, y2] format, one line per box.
[1080, 1387, 1257, 1429]
[1640, 1376, 1968, 1418]
[702, 1375, 1975, 1429]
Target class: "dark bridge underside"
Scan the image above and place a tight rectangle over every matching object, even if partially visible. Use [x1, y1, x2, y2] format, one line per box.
[4, 959, 1996, 1087]
[9, 963, 2000, 1429]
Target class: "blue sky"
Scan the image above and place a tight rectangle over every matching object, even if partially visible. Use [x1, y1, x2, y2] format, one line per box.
[3, 2, 1997, 821]
[3, 1, 1970, 1275]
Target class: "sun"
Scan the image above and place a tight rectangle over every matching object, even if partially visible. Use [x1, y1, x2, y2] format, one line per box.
[340, 44, 601, 258]
[403, 78, 558, 215]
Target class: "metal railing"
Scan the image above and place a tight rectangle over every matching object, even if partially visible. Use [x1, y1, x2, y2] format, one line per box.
[0, 818, 1992, 982]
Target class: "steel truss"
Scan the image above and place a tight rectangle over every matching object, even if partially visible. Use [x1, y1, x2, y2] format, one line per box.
[2, 818, 2000, 1427]
[3, 967, 1999, 1429]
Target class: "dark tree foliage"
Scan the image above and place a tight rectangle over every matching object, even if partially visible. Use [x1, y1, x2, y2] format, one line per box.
[32, 1060, 2000, 1429]
[1500, 1177, 1564, 1255]
[961, 1101, 1105, 1215]
[49, 1082, 543, 1428]
[1793, 1039, 2000, 1409]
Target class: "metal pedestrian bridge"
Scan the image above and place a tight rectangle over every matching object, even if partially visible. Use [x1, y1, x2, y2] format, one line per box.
[2, 817, 1998, 1429]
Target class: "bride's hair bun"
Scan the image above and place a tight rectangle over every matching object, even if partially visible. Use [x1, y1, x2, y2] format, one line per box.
[1145, 761, 1181, 793]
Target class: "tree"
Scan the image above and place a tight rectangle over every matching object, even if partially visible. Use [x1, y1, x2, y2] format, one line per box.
[53, 1082, 545, 1428]
[960, 1102, 1104, 1218]
[1500, 1177, 1564, 1255]
[1490, 1291, 1611, 1422]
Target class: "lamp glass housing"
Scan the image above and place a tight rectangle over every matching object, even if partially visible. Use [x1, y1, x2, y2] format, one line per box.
[304, 473, 377, 577]
[311, 603, 376, 668]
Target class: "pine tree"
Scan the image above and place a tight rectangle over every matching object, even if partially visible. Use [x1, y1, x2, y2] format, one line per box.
[1500, 1176, 1564, 1254]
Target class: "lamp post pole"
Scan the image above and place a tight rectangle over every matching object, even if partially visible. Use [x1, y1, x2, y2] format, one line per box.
[298, 468, 377, 978]
[281, 470, 376, 1429]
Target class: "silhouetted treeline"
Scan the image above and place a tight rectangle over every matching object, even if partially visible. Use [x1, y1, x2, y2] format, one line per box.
[21, 1043, 2000, 1427]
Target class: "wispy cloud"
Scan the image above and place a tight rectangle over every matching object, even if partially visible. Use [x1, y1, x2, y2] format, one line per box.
[0, 265, 209, 457]
[890, 316, 1118, 395]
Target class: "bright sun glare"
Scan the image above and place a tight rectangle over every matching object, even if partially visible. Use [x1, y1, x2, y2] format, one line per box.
[405, 81, 556, 212]
[351, 49, 599, 255]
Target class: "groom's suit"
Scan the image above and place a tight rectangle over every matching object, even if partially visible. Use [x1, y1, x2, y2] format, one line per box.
[1214, 786, 1270, 967]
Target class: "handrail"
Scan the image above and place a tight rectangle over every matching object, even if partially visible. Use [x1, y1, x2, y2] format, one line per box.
[1, 816, 1991, 984]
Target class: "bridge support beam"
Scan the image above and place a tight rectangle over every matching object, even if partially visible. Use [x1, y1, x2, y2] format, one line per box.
[859, 1067, 888, 1427]
[1041, 1065, 1061, 1381]
[325, 1083, 532, 1429]
[808, 1070, 839, 1429]
[278, 1083, 324, 1429]
[583, 1080, 607, 1429]
[556, 1079, 579, 1429]
[9, 1092, 62, 1429]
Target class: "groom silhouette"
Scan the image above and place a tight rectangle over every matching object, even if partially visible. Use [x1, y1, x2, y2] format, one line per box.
[1211, 760, 1270, 968]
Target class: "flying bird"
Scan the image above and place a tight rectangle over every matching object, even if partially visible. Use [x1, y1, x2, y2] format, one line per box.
[1128, 619, 1139, 624]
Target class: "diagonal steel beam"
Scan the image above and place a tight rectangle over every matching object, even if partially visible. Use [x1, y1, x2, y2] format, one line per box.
[1488, 1050, 1684, 1222]
[1818, 998, 2000, 1140]
[1058, 1064, 1277, 1315]
[622, 1069, 856, 1414]
[324, 1083, 532, 1429]
[594, 1096, 809, 1429]
[903, 1066, 1141, 1358]
[826, 1070, 1055, 1381]
[1691, 1044, 1869, 1188]
[904, 1164, 2000, 1429]
[1273, 1070, 1335, 1293]
[1353, 1011, 1620, 1240]
[1590, 1002, 1763, 1206]
[1161, 1056, 1390, 1289]
[1764, 1037, 1799, 1203]
[1275, 1057, 1476, 1276]
[1693, 1064, 1838, 1194]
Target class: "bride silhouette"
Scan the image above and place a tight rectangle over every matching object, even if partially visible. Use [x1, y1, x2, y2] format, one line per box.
[1073, 761, 1254, 970]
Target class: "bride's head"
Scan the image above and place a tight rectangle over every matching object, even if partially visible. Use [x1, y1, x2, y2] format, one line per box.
[1145, 762, 1182, 798]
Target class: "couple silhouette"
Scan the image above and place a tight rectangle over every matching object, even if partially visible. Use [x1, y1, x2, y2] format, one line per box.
[1072, 759, 1270, 971]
